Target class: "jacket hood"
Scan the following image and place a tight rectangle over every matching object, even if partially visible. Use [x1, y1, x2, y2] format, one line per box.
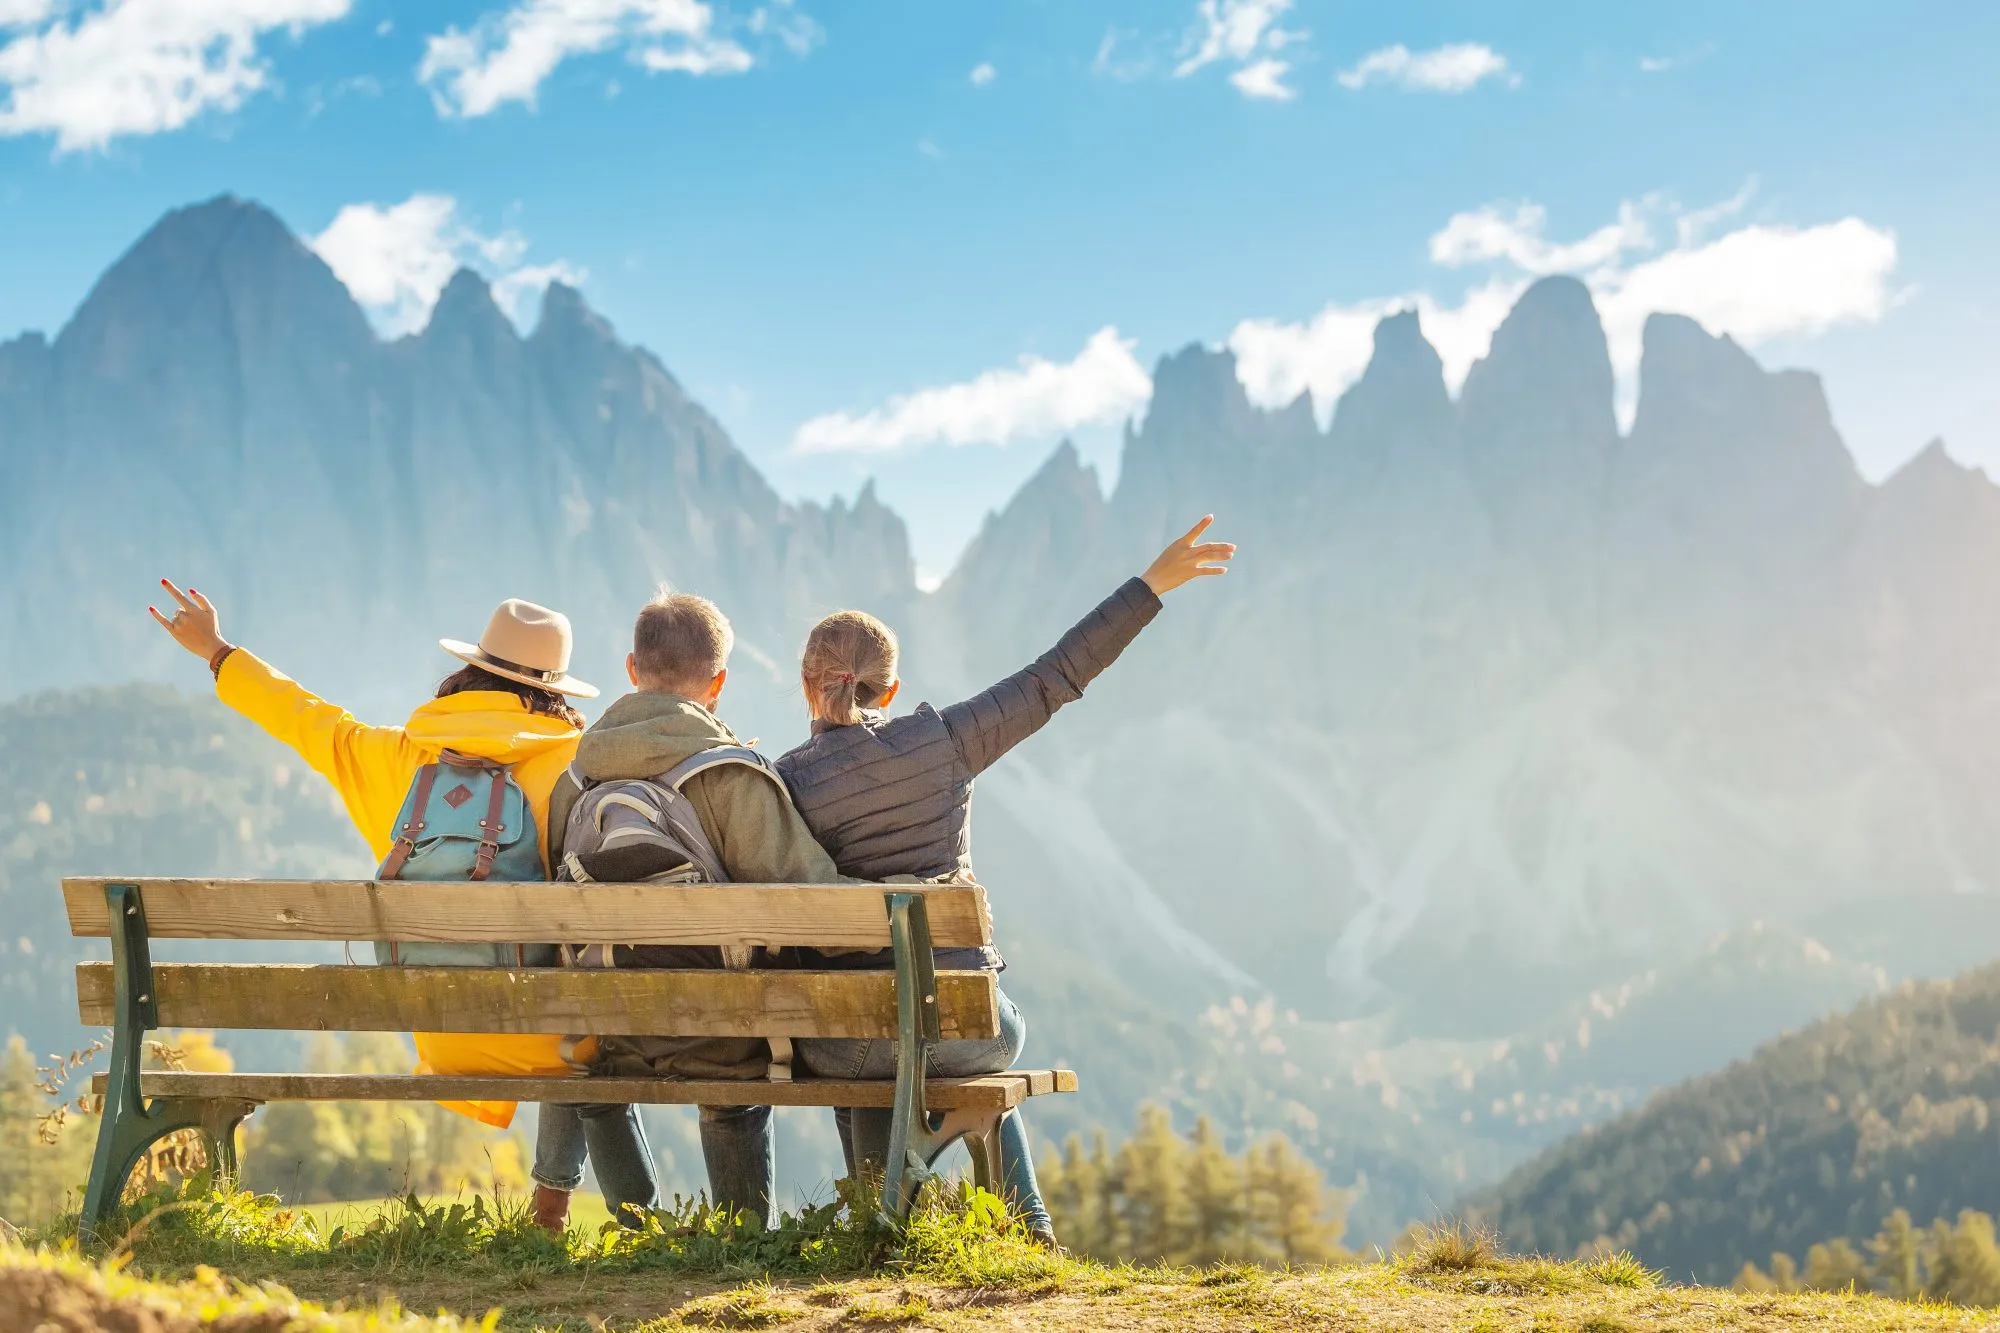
[574, 691, 746, 779]
[403, 690, 581, 764]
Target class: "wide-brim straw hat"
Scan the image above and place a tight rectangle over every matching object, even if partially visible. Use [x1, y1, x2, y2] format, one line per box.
[441, 598, 599, 699]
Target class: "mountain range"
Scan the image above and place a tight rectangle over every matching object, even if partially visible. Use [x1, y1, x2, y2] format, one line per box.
[5, 195, 1999, 1240]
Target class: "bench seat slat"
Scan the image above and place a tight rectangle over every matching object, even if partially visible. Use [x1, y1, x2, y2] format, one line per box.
[75, 963, 1000, 1041]
[61, 878, 992, 949]
[90, 1070, 1077, 1111]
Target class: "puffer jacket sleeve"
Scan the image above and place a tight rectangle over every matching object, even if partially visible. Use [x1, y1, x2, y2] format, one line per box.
[215, 649, 422, 859]
[940, 576, 1162, 778]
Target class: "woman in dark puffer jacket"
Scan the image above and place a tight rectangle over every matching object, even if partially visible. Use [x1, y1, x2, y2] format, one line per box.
[773, 517, 1234, 1247]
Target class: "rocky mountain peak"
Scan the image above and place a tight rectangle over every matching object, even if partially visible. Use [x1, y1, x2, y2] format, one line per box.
[422, 268, 513, 342]
[1458, 276, 1616, 443]
[1140, 343, 1253, 440]
[530, 280, 612, 348]
[58, 195, 369, 370]
[1329, 309, 1451, 447]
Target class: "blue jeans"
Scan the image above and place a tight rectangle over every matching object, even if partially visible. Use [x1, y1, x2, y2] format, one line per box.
[532, 1102, 775, 1228]
[794, 988, 1051, 1234]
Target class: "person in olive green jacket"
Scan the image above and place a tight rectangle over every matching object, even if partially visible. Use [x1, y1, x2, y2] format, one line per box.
[531, 589, 843, 1235]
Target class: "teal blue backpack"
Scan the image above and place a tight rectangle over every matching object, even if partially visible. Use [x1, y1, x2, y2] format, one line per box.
[373, 749, 553, 968]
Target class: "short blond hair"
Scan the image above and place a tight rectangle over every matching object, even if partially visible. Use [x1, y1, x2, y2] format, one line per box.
[633, 588, 733, 693]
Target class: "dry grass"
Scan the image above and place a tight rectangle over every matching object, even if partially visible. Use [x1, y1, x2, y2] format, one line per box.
[10, 1236, 1999, 1333]
[10, 1192, 1998, 1333]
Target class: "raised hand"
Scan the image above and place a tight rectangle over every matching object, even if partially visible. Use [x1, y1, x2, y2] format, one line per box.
[1140, 515, 1235, 597]
[148, 580, 227, 660]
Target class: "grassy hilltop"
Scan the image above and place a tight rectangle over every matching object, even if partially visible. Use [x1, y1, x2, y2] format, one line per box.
[1470, 962, 2000, 1285]
[5, 1190, 1995, 1333]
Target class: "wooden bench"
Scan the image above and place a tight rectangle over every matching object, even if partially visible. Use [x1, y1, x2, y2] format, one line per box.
[63, 876, 1076, 1231]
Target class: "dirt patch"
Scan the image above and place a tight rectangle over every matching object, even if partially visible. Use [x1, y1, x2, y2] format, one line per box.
[0, 1265, 297, 1333]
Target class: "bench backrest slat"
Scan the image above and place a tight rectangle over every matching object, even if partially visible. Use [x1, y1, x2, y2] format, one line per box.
[74, 962, 1001, 1041]
[62, 878, 991, 949]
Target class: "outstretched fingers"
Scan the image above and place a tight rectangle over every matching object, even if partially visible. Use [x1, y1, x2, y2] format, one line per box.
[160, 578, 197, 613]
[147, 606, 174, 631]
[1177, 514, 1215, 547]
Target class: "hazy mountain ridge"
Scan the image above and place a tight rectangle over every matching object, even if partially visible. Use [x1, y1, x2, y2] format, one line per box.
[918, 282, 2000, 1034]
[0, 196, 910, 743]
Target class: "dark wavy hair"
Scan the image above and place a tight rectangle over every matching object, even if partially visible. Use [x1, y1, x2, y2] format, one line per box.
[435, 663, 586, 729]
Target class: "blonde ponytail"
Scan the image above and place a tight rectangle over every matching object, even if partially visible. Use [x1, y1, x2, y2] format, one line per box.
[801, 610, 899, 725]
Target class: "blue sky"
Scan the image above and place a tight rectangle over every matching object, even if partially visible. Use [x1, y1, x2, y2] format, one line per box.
[2, 0, 1995, 582]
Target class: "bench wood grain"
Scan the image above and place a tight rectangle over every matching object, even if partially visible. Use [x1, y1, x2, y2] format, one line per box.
[76, 963, 1001, 1040]
[63, 878, 991, 949]
[90, 1069, 1078, 1110]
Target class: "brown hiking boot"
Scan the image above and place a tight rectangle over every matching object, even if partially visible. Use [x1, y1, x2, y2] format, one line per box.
[531, 1184, 572, 1235]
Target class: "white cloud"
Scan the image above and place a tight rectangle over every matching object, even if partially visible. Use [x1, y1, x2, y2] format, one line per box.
[1430, 200, 1652, 274]
[0, 1, 54, 27]
[1229, 190, 1899, 426]
[1174, 0, 1302, 100]
[1337, 42, 1515, 93]
[0, 0, 349, 152]
[420, 0, 793, 118]
[311, 193, 585, 336]
[1229, 57, 1294, 101]
[794, 327, 1152, 456]
[969, 60, 995, 87]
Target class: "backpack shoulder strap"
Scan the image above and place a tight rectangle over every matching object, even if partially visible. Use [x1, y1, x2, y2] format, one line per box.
[659, 745, 790, 799]
[378, 762, 443, 881]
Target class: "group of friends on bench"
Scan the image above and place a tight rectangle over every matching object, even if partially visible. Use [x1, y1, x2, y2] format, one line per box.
[147, 516, 1234, 1249]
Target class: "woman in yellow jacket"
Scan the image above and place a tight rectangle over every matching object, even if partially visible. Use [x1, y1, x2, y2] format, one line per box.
[149, 580, 596, 1128]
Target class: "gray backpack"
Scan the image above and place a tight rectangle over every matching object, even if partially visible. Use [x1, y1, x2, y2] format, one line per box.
[557, 746, 796, 1080]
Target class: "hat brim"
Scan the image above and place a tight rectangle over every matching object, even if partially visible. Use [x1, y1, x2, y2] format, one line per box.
[440, 639, 600, 699]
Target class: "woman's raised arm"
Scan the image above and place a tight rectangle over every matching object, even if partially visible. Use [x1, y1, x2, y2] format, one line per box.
[150, 579, 415, 837]
[940, 516, 1234, 776]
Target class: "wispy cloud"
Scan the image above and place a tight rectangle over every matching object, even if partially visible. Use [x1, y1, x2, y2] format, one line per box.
[1232, 187, 1899, 425]
[420, 0, 812, 119]
[969, 60, 995, 87]
[0, 0, 349, 152]
[1174, 0, 1303, 101]
[1337, 42, 1516, 93]
[1638, 42, 1716, 74]
[311, 193, 585, 336]
[794, 327, 1152, 456]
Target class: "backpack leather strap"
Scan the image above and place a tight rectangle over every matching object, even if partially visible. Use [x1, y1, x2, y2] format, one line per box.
[472, 764, 510, 882]
[379, 762, 442, 882]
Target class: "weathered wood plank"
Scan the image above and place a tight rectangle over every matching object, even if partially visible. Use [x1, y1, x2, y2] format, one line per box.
[75, 964, 1000, 1040]
[87, 1069, 1075, 1110]
[62, 878, 991, 948]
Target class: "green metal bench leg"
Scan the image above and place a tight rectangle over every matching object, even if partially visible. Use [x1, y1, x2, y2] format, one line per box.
[81, 1096, 259, 1234]
[880, 892, 941, 1222]
[876, 893, 1013, 1221]
[80, 883, 263, 1237]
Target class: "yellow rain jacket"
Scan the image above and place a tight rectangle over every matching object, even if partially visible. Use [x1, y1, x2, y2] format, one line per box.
[217, 649, 582, 1127]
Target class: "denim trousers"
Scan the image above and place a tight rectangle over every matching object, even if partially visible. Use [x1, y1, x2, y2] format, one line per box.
[532, 1101, 775, 1228]
[794, 987, 1051, 1234]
